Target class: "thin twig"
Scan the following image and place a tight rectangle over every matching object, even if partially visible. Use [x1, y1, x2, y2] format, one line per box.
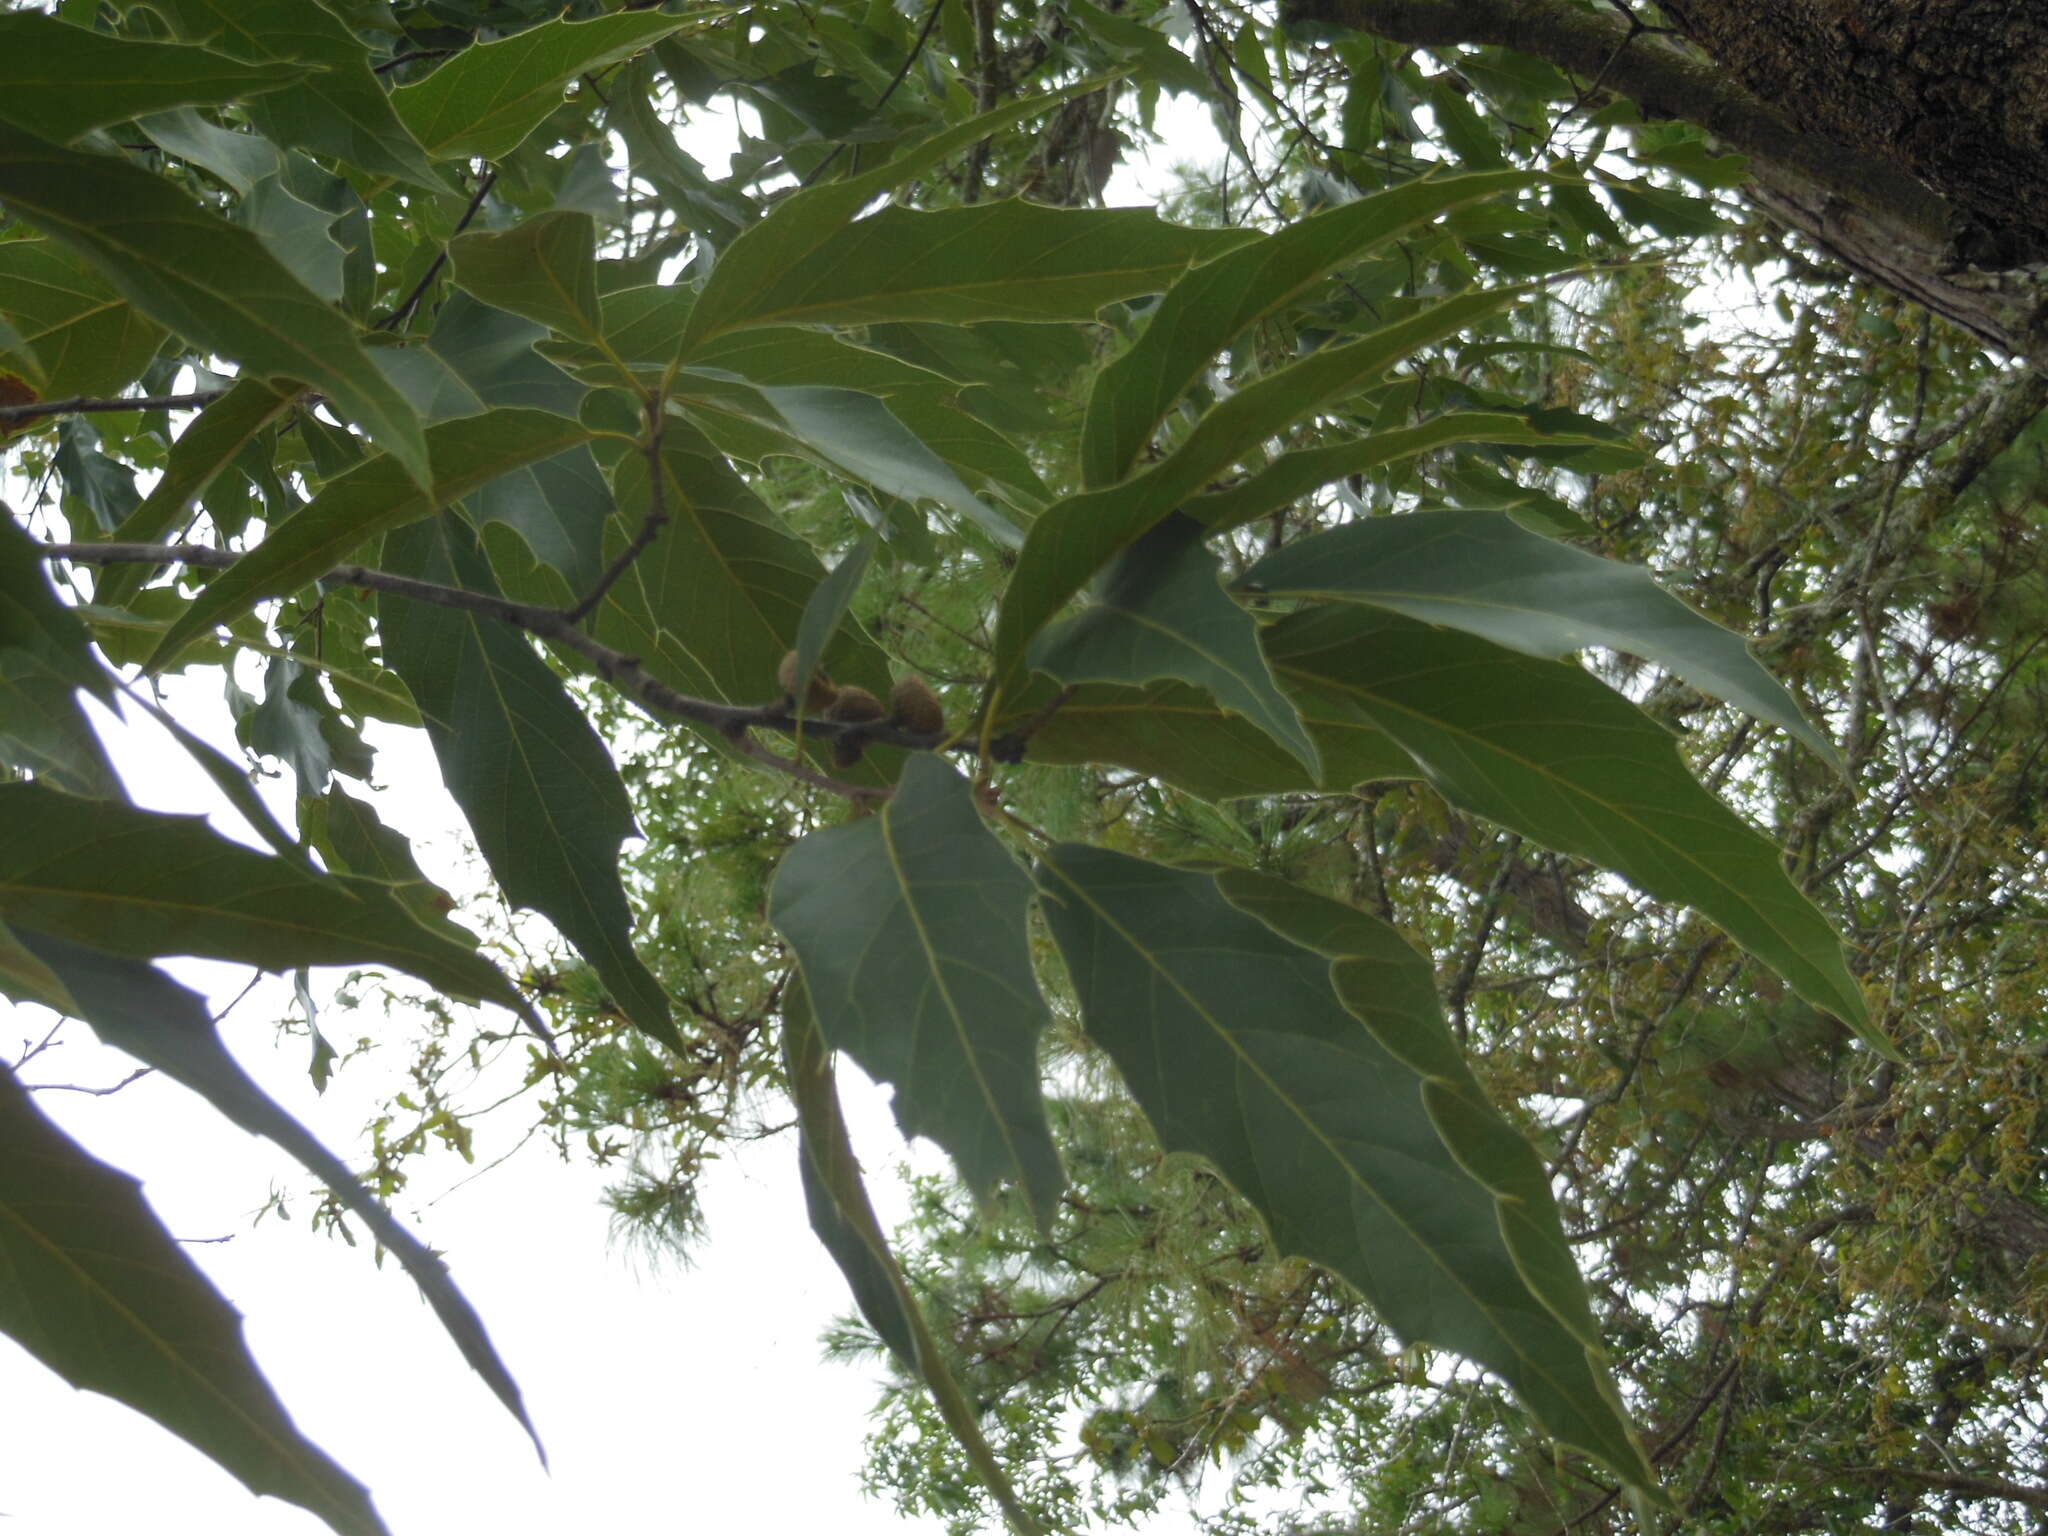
[799, 0, 946, 189]
[41, 542, 963, 795]
[567, 398, 668, 622]
[0, 391, 225, 424]
[989, 685, 1076, 763]
[377, 170, 499, 332]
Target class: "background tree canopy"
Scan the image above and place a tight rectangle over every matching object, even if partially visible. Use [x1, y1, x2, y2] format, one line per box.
[3, 0, 2046, 1532]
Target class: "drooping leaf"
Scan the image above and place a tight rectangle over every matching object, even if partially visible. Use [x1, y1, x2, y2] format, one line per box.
[147, 407, 592, 670]
[0, 122, 430, 487]
[992, 287, 1521, 693]
[1081, 170, 1534, 487]
[96, 377, 300, 608]
[1032, 846, 1656, 1488]
[1, 508, 113, 702]
[237, 654, 369, 794]
[0, 1060, 389, 1536]
[1242, 507, 1838, 763]
[770, 755, 1064, 1224]
[0, 10, 309, 144]
[678, 82, 1111, 353]
[688, 381, 1021, 547]
[1209, 867, 1659, 1491]
[0, 780, 527, 1013]
[53, 414, 140, 533]
[449, 212, 603, 346]
[0, 649, 123, 798]
[781, 976, 919, 1367]
[780, 979, 1048, 1536]
[1267, 605, 1884, 1052]
[135, 105, 283, 197]
[595, 416, 889, 707]
[0, 239, 166, 401]
[141, 0, 442, 188]
[392, 11, 690, 162]
[379, 513, 676, 1050]
[1029, 514, 1316, 774]
[4, 929, 543, 1461]
[788, 530, 876, 723]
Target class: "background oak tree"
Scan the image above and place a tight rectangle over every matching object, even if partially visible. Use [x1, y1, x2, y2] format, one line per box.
[3, 1, 2045, 1533]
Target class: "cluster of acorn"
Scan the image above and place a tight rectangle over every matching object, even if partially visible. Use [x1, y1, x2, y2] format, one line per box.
[777, 651, 946, 765]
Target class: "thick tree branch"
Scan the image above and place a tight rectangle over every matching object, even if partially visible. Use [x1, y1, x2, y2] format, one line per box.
[1289, 0, 2048, 367]
[1290, 0, 1948, 241]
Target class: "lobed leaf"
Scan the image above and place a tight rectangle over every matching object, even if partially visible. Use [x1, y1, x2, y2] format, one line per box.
[0, 122, 430, 487]
[1033, 846, 1656, 1488]
[0, 1060, 388, 1536]
[770, 755, 1064, 1224]
[380, 514, 676, 1050]
[1243, 508, 1837, 762]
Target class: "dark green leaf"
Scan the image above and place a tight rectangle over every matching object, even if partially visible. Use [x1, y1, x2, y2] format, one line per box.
[97, 377, 300, 608]
[0, 239, 165, 399]
[450, 212, 603, 345]
[992, 288, 1521, 693]
[6, 930, 543, 1462]
[143, 0, 442, 188]
[380, 513, 675, 1050]
[789, 530, 876, 722]
[0, 780, 527, 1013]
[770, 755, 1063, 1224]
[0, 11, 307, 143]
[148, 407, 592, 670]
[681, 200, 1254, 344]
[1267, 606, 1884, 1053]
[1242, 508, 1837, 763]
[1081, 170, 1533, 487]
[1, 507, 113, 703]
[1033, 847, 1655, 1488]
[0, 1060, 388, 1536]
[595, 416, 890, 706]
[1030, 515, 1316, 774]
[0, 122, 430, 486]
[392, 11, 689, 162]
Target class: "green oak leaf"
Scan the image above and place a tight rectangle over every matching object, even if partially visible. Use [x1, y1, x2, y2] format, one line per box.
[1029, 515, 1316, 775]
[0, 122, 429, 487]
[0, 1060, 389, 1536]
[1242, 507, 1838, 764]
[0, 10, 310, 144]
[991, 287, 1520, 694]
[4, 929, 543, 1462]
[147, 406, 592, 670]
[1081, 169, 1535, 487]
[392, 11, 690, 162]
[770, 755, 1064, 1225]
[1033, 846, 1656, 1490]
[379, 513, 676, 1051]
[1266, 605, 1886, 1054]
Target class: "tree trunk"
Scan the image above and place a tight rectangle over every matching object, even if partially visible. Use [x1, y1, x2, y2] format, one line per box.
[1290, 0, 2048, 368]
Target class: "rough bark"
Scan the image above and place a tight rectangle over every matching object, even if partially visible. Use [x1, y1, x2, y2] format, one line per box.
[1289, 0, 2048, 368]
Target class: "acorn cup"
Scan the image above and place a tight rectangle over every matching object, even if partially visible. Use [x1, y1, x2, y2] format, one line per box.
[888, 674, 946, 736]
[824, 685, 886, 766]
[777, 649, 839, 713]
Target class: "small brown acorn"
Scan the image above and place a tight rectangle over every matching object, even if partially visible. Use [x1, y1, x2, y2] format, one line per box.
[825, 685, 886, 765]
[777, 649, 839, 713]
[887, 674, 946, 736]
